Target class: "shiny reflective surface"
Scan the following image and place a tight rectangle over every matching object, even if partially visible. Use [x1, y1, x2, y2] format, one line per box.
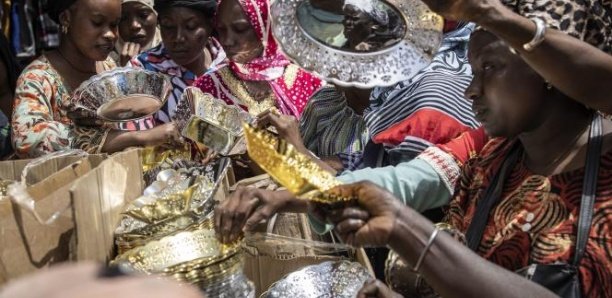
[97, 95, 162, 121]
[297, 0, 406, 52]
[180, 88, 253, 156]
[271, 0, 443, 88]
[72, 67, 171, 123]
[243, 123, 351, 203]
[263, 261, 372, 297]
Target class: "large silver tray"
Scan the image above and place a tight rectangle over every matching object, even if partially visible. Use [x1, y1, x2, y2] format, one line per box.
[271, 0, 444, 88]
[72, 67, 172, 122]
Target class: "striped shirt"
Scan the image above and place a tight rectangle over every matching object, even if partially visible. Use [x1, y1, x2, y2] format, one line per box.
[345, 23, 480, 170]
[299, 86, 369, 159]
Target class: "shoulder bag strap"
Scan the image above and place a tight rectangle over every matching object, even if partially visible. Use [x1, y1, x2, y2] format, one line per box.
[465, 141, 522, 251]
[574, 113, 602, 265]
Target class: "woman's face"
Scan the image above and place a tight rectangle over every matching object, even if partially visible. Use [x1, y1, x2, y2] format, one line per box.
[158, 7, 212, 67]
[466, 31, 548, 138]
[343, 5, 373, 44]
[216, 0, 264, 63]
[63, 0, 121, 61]
[119, 2, 157, 48]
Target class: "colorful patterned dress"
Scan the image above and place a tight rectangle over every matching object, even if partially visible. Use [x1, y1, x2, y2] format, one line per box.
[194, 0, 322, 118]
[12, 56, 114, 158]
[447, 138, 612, 297]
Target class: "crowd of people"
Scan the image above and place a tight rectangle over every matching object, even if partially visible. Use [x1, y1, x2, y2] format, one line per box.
[0, 0, 610, 297]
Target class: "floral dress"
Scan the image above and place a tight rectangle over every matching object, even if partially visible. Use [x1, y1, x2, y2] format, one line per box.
[12, 56, 114, 158]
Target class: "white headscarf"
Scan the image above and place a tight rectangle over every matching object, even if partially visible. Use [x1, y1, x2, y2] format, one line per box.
[122, 0, 157, 15]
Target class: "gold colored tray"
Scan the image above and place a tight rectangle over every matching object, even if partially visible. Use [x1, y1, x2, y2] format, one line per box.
[114, 221, 241, 273]
[243, 123, 350, 203]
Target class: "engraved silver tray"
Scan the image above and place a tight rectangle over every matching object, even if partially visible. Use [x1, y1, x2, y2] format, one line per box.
[271, 0, 444, 88]
[72, 67, 172, 122]
[262, 261, 372, 297]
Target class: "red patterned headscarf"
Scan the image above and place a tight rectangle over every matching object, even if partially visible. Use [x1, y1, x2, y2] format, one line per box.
[215, 0, 321, 116]
[227, 0, 291, 81]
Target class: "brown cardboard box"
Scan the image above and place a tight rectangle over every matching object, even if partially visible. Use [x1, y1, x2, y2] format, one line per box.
[70, 150, 235, 263]
[242, 213, 374, 296]
[70, 149, 144, 263]
[244, 241, 373, 296]
[0, 154, 106, 284]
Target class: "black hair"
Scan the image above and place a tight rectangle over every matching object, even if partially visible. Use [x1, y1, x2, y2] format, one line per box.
[0, 33, 21, 93]
[154, 0, 217, 20]
[46, 0, 78, 24]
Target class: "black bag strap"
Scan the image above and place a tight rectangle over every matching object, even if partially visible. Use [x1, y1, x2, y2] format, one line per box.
[574, 114, 602, 265]
[466, 114, 602, 258]
[465, 141, 522, 251]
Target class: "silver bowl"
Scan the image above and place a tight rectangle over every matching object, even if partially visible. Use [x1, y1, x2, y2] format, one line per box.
[72, 67, 172, 122]
[262, 261, 372, 297]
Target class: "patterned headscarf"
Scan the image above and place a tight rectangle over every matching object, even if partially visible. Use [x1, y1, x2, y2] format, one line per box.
[501, 0, 611, 53]
[123, 0, 156, 14]
[226, 0, 322, 116]
[226, 0, 291, 82]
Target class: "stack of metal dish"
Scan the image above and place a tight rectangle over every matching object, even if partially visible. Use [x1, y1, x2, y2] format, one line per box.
[113, 155, 254, 296]
[114, 220, 254, 297]
[114, 165, 217, 254]
[164, 250, 254, 297]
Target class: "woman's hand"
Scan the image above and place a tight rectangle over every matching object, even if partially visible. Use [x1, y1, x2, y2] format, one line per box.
[140, 122, 183, 147]
[214, 188, 302, 243]
[256, 110, 307, 152]
[120, 42, 141, 66]
[67, 109, 104, 127]
[358, 279, 403, 298]
[326, 181, 404, 247]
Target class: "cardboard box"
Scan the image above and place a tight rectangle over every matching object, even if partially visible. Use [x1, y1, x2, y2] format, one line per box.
[243, 213, 374, 296]
[0, 154, 106, 284]
[70, 149, 144, 263]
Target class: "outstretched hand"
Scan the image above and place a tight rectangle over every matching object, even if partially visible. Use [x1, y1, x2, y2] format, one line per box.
[324, 181, 404, 247]
[214, 187, 298, 243]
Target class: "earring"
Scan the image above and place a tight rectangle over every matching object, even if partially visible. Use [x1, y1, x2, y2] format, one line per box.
[61, 24, 69, 34]
[545, 82, 553, 90]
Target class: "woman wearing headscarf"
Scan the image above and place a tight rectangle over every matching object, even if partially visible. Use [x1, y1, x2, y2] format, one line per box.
[129, 0, 226, 124]
[193, 0, 323, 117]
[12, 0, 181, 158]
[111, 0, 162, 66]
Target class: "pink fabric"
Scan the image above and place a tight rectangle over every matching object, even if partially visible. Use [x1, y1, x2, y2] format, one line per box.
[228, 0, 290, 82]
[194, 0, 322, 117]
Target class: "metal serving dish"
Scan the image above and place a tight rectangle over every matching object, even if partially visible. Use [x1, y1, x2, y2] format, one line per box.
[180, 87, 253, 156]
[262, 261, 372, 297]
[72, 67, 172, 123]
